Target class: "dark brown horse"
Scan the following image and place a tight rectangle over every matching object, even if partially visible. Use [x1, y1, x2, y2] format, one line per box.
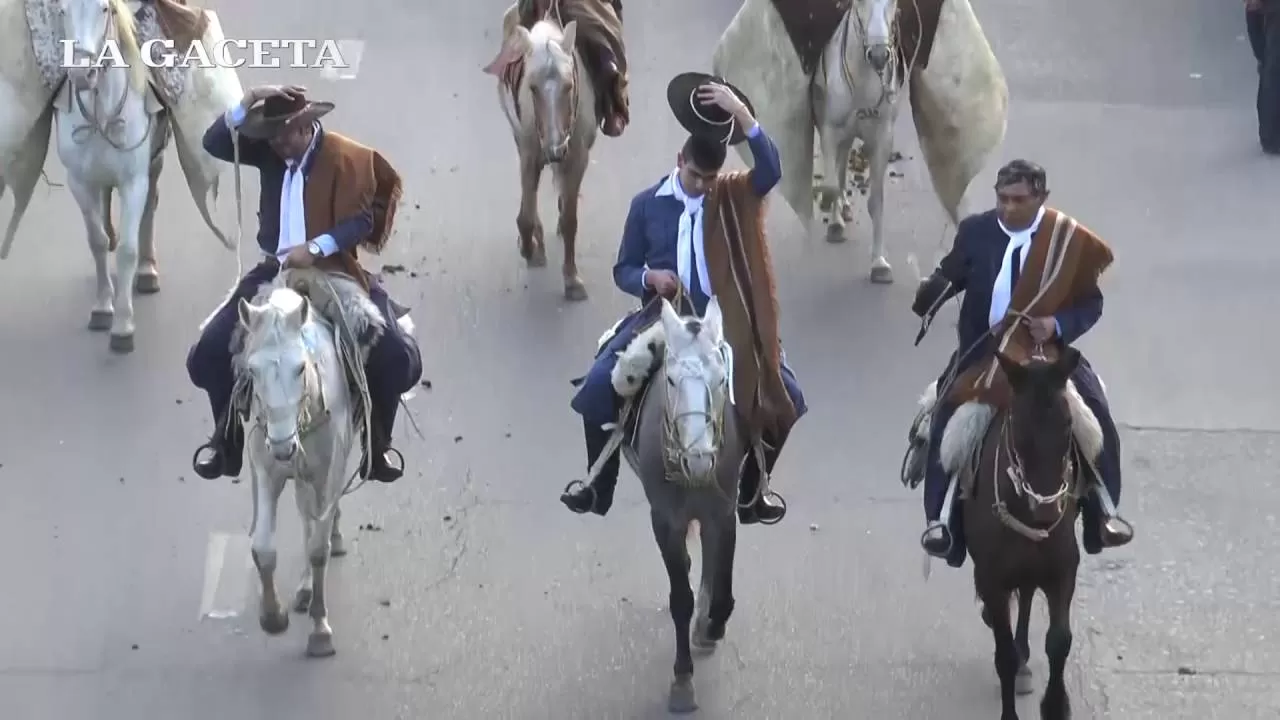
[964, 348, 1086, 720]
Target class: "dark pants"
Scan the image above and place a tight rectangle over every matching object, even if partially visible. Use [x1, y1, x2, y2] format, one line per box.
[186, 261, 423, 441]
[1256, 7, 1280, 150]
[923, 356, 1121, 566]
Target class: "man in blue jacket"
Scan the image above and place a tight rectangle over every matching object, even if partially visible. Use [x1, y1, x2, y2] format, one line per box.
[560, 72, 807, 525]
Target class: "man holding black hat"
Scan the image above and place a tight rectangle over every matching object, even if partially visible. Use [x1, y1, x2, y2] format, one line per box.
[186, 84, 422, 484]
[561, 72, 808, 525]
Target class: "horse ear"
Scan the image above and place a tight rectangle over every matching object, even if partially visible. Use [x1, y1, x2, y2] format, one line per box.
[237, 298, 255, 328]
[560, 20, 579, 50]
[659, 297, 682, 333]
[995, 351, 1026, 388]
[702, 296, 724, 343]
[296, 297, 311, 326]
[482, 26, 533, 76]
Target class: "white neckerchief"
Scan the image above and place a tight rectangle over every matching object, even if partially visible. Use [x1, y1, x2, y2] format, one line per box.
[654, 169, 711, 295]
[275, 123, 321, 260]
[988, 205, 1045, 328]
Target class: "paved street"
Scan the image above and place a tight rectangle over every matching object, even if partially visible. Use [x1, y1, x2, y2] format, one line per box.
[1, 0, 1277, 717]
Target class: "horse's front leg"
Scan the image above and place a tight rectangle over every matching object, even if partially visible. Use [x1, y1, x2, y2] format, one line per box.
[250, 462, 289, 635]
[1014, 587, 1035, 695]
[864, 120, 894, 284]
[329, 504, 347, 557]
[693, 513, 737, 650]
[134, 153, 162, 295]
[516, 148, 546, 268]
[1040, 572, 1077, 720]
[979, 581, 1022, 720]
[65, 176, 115, 332]
[300, 482, 337, 658]
[814, 104, 856, 243]
[556, 159, 588, 301]
[652, 513, 697, 713]
[106, 175, 148, 353]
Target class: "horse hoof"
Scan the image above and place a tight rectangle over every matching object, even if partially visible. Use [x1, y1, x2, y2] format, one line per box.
[527, 247, 547, 268]
[869, 264, 894, 284]
[293, 587, 313, 613]
[825, 223, 846, 243]
[1016, 664, 1034, 695]
[134, 274, 160, 294]
[109, 333, 134, 353]
[564, 281, 587, 302]
[330, 533, 347, 557]
[88, 310, 113, 331]
[306, 632, 336, 658]
[259, 609, 289, 635]
[691, 617, 721, 651]
[668, 675, 697, 714]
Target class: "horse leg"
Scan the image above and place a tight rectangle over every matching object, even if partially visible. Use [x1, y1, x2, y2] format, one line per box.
[516, 150, 546, 268]
[330, 504, 347, 557]
[652, 513, 697, 713]
[694, 515, 737, 649]
[292, 486, 315, 614]
[556, 161, 588, 301]
[301, 486, 337, 658]
[864, 122, 894, 284]
[979, 582, 1022, 720]
[133, 156, 162, 294]
[1014, 587, 1035, 695]
[1040, 574, 1077, 720]
[815, 107, 855, 244]
[250, 465, 289, 635]
[65, 175, 115, 332]
[107, 175, 147, 353]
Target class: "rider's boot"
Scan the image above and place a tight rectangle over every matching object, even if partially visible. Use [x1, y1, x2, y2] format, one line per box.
[920, 471, 955, 558]
[1081, 484, 1133, 554]
[561, 419, 620, 516]
[192, 392, 245, 480]
[594, 50, 629, 137]
[360, 396, 405, 483]
[738, 447, 787, 525]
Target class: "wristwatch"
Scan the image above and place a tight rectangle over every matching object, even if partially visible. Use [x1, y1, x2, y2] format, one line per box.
[306, 240, 321, 256]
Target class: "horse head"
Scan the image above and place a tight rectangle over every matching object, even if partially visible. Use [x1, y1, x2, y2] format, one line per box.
[851, 0, 897, 72]
[491, 19, 580, 163]
[60, 0, 147, 94]
[995, 347, 1081, 525]
[658, 296, 730, 482]
[238, 288, 322, 463]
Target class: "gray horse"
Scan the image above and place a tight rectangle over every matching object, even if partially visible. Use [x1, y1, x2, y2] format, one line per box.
[612, 296, 743, 713]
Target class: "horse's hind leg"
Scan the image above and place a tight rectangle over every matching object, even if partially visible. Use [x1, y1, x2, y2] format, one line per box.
[1014, 587, 1035, 695]
[1040, 574, 1077, 720]
[652, 513, 697, 713]
[250, 466, 289, 635]
[979, 583, 1022, 720]
[516, 151, 546, 268]
[65, 176, 115, 332]
[134, 152, 163, 295]
[864, 121, 894, 284]
[107, 175, 148, 353]
[556, 161, 588, 301]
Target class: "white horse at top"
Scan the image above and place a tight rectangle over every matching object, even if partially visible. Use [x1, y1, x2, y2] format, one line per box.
[485, 6, 598, 301]
[813, 0, 904, 284]
[55, 0, 167, 353]
[236, 281, 357, 658]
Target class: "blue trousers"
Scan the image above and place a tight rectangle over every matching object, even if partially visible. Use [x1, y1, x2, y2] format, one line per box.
[186, 261, 423, 432]
[923, 355, 1121, 566]
[570, 309, 808, 430]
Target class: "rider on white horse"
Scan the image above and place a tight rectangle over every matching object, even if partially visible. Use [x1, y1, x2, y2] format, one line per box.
[186, 85, 420, 483]
[561, 72, 808, 525]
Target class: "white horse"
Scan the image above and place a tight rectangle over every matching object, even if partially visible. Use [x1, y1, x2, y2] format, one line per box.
[237, 285, 356, 658]
[485, 8, 598, 301]
[813, 0, 904, 284]
[54, 0, 166, 352]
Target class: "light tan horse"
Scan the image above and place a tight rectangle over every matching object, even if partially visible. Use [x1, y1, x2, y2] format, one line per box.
[485, 5, 598, 301]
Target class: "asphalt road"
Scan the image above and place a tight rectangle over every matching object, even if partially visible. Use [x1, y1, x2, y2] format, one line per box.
[1, 0, 1277, 718]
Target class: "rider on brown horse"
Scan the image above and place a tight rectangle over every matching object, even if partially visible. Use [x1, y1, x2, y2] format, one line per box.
[516, 0, 629, 137]
[911, 159, 1134, 567]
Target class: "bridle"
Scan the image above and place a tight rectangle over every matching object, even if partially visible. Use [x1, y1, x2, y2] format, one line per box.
[64, 1, 154, 152]
[660, 334, 732, 485]
[244, 340, 331, 458]
[530, 6, 581, 161]
[835, 0, 908, 119]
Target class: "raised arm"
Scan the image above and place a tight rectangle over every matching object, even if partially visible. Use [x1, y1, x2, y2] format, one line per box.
[912, 214, 976, 317]
[744, 123, 782, 197]
[201, 102, 271, 167]
[612, 193, 649, 298]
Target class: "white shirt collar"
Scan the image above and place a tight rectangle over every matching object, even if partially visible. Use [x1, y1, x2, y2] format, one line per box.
[655, 169, 711, 297]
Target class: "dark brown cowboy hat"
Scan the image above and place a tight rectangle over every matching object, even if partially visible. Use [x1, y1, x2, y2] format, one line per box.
[666, 72, 757, 146]
[239, 92, 335, 140]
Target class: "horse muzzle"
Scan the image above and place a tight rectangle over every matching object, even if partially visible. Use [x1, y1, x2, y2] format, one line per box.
[866, 45, 891, 72]
[680, 452, 717, 482]
[266, 434, 298, 461]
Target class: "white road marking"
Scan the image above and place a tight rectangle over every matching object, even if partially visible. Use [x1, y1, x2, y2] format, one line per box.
[199, 532, 254, 621]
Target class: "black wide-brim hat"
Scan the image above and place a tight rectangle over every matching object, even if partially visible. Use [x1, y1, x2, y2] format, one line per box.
[239, 92, 335, 140]
[666, 72, 756, 146]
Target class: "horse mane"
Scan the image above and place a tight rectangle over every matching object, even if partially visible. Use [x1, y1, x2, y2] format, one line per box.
[105, 0, 149, 94]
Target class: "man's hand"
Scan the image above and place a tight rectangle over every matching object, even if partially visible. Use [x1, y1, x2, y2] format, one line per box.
[645, 269, 681, 298]
[282, 244, 315, 269]
[241, 84, 307, 109]
[1024, 315, 1057, 343]
[697, 83, 755, 128]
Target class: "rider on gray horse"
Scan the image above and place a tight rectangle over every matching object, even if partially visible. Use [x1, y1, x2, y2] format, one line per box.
[911, 159, 1133, 567]
[186, 85, 421, 484]
[561, 72, 808, 524]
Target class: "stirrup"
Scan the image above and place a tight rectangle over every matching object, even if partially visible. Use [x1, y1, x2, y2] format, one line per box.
[560, 479, 596, 513]
[191, 441, 219, 474]
[381, 446, 405, 473]
[920, 522, 953, 555]
[755, 490, 787, 526]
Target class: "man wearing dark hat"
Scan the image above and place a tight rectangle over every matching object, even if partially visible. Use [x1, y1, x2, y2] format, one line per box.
[560, 72, 808, 525]
[186, 84, 422, 483]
